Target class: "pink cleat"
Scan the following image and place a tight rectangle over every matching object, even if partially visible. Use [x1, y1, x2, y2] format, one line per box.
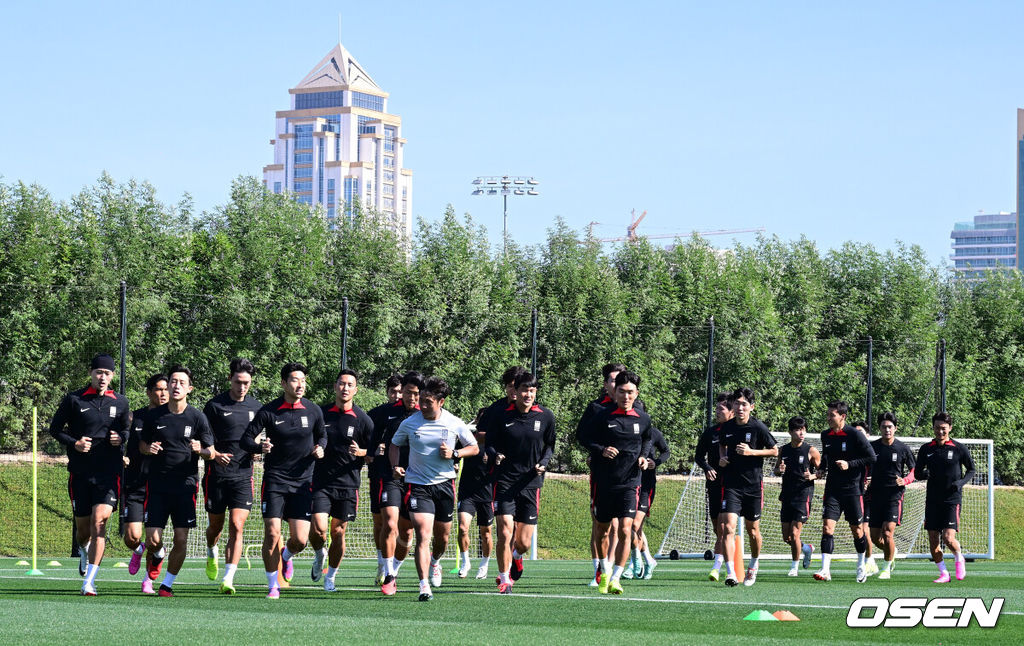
[141, 578, 155, 594]
[933, 571, 951, 584]
[282, 558, 294, 583]
[128, 550, 143, 576]
[266, 587, 280, 599]
[955, 560, 966, 581]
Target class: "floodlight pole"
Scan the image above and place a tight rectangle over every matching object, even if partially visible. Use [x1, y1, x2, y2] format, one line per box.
[471, 175, 539, 256]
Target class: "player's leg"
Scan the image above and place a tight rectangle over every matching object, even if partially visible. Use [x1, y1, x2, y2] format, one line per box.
[457, 510, 473, 576]
[158, 526, 190, 596]
[430, 518, 453, 587]
[410, 508, 436, 600]
[707, 484, 726, 579]
[203, 470, 225, 581]
[142, 525, 163, 594]
[627, 509, 646, 579]
[476, 499, 494, 578]
[608, 514, 634, 594]
[944, 525, 965, 580]
[847, 494, 870, 582]
[221, 506, 249, 592]
[262, 515, 283, 596]
[309, 510, 330, 576]
[593, 515, 612, 593]
[742, 497, 762, 587]
[322, 517, 348, 591]
[816, 492, 840, 581]
[495, 513, 514, 590]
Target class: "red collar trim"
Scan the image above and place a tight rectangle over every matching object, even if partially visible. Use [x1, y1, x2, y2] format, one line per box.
[600, 395, 612, 404]
[393, 401, 404, 408]
[928, 439, 954, 446]
[83, 386, 117, 398]
[327, 404, 356, 416]
[827, 428, 847, 437]
[278, 400, 306, 410]
[612, 407, 640, 417]
[507, 404, 543, 413]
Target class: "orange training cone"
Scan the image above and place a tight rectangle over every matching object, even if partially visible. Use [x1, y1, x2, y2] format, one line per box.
[773, 610, 800, 621]
[732, 534, 744, 578]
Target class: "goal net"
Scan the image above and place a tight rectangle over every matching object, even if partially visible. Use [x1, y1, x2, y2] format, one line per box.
[657, 433, 994, 560]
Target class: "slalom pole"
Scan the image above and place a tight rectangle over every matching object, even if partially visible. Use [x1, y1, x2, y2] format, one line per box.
[26, 407, 43, 576]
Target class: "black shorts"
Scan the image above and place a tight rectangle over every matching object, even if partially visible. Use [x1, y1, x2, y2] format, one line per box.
[405, 481, 456, 522]
[144, 483, 198, 529]
[68, 473, 120, 517]
[203, 473, 254, 515]
[779, 489, 813, 524]
[867, 489, 905, 528]
[261, 480, 313, 521]
[494, 484, 541, 525]
[122, 484, 146, 523]
[457, 488, 494, 526]
[706, 483, 724, 519]
[723, 484, 763, 522]
[593, 486, 640, 524]
[822, 490, 865, 524]
[374, 478, 404, 512]
[924, 501, 960, 531]
[312, 487, 359, 522]
[638, 485, 655, 515]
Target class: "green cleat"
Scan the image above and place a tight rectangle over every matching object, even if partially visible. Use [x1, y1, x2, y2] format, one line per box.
[708, 568, 720, 582]
[597, 572, 610, 594]
[219, 581, 236, 595]
[206, 557, 218, 581]
[609, 578, 624, 595]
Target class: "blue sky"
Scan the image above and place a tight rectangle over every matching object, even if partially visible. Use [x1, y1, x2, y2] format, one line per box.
[4, 1, 1024, 265]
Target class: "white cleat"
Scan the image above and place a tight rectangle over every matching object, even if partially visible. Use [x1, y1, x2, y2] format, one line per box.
[430, 562, 443, 588]
[81, 582, 97, 596]
[475, 564, 489, 580]
[865, 558, 879, 576]
[324, 577, 337, 592]
[878, 568, 892, 580]
[787, 566, 799, 577]
[856, 565, 867, 583]
[311, 549, 325, 582]
[458, 563, 470, 579]
[813, 569, 831, 582]
[742, 567, 757, 587]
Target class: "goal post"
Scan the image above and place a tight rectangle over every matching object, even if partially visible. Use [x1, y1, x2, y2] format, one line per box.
[656, 433, 995, 560]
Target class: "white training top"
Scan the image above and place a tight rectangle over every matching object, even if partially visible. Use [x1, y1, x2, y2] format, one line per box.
[391, 409, 476, 485]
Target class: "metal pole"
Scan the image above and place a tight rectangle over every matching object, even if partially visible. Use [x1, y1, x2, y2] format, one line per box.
[866, 336, 873, 430]
[939, 338, 946, 413]
[119, 281, 127, 394]
[530, 308, 538, 376]
[341, 297, 349, 369]
[503, 192, 508, 256]
[705, 316, 715, 430]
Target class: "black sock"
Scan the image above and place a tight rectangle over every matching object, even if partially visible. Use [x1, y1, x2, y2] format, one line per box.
[821, 534, 835, 554]
[854, 535, 868, 554]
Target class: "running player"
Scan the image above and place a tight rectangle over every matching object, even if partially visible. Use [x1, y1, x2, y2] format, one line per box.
[123, 373, 168, 594]
[240, 362, 326, 599]
[366, 373, 404, 582]
[390, 376, 478, 601]
[139, 365, 218, 597]
[718, 387, 777, 587]
[49, 354, 131, 596]
[456, 408, 494, 579]
[850, 419, 878, 576]
[629, 423, 669, 580]
[310, 369, 374, 591]
[375, 371, 423, 595]
[202, 358, 262, 593]
[694, 392, 732, 581]
[486, 372, 556, 593]
[583, 370, 652, 595]
[914, 412, 976, 583]
[774, 416, 819, 577]
[867, 411, 916, 580]
[814, 400, 877, 583]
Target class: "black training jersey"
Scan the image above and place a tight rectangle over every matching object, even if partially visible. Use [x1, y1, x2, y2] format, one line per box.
[240, 397, 326, 486]
[778, 442, 815, 498]
[720, 417, 776, 489]
[314, 403, 374, 490]
[203, 391, 263, 481]
[575, 394, 647, 454]
[584, 407, 653, 490]
[49, 385, 131, 477]
[487, 403, 556, 490]
[125, 406, 153, 489]
[820, 425, 876, 493]
[914, 439, 976, 505]
[641, 426, 670, 490]
[693, 423, 724, 487]
[140, 403, 215, 490]
[868, 438, 916, 493]
[369, 401, 418, 481]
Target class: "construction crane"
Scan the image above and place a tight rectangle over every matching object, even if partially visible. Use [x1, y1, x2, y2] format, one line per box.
[587, 210, 765, 243]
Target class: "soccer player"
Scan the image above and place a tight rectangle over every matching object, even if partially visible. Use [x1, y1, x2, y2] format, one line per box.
[867, 411, 916, 580]
[310, 369, 374, 591]
[914, 412, 976, 583]
[774, 416, 819, 577]
[366, 372, 405, 583]
[202, 358, 262, 593]
[850, 419, 878, 575]
[49, 354, 131, 596]
[583, 370, 652, 595]
[375, 370, 424, 595]
[694, 392, 733, 581]
[487, 372, 556, 593]
[456, 407, 494, 579]
[240, 362, 326, 599]
[123, 373, 168, 593]
[718, 387, 777, 587]
[630, 423, 669, 580]
[814, 400, 876, 583]
[139, 365, 218, 597]
[390, 376, 479, 601]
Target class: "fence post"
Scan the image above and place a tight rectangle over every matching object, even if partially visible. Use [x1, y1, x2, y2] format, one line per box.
[866, 336, 873, 430]
[704, 316, 715, 430]
[939, 338, 946, 413]
[530, 308, 538, 376]
[119, 281, 127, 394]
[341, 297, 349, 369]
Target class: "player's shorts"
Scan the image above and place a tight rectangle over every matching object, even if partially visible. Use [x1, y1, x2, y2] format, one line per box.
[260, 479, 313, 521]
[144, 483, 198, 529]
[822, 490, 865, 524]
[593, 486, 640, 524]
[457, 487, 494, 526]
[494, 484, 541, 525]
[312, 486, 359, 522]
[638, 484, 656, 515]
[405, 481, 456, 522]
[121, 483, 146, 523]
[779, 488, 813, 524]
[374, 478, 405, 512]
[706, 482, 723, 519]
[67, 473, 120, 517]
[203, 472, 254, 515]
[867, 488, 905, 528]
[924, 500, 960, 531]
[723, 484, 764, 522]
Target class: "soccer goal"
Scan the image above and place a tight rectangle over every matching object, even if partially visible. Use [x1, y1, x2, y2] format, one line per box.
[657, 433, 995, 560]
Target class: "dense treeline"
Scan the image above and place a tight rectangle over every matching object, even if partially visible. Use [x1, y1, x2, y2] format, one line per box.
[1, 175, 1021, 482]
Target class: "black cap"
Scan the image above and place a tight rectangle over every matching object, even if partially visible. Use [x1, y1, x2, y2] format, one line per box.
[90, 354, 116, 372]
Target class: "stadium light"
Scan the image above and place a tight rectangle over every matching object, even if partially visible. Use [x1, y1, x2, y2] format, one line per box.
[471, 175, 540, 255]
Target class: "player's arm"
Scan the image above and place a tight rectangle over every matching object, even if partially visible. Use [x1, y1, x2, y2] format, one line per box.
[913, 445, 929, 481]
[845, 432, 876, 468]
[583, 413, 608, 457]
[809, 445, 822, 473]
[112, 401, 129, 448]
[651, 427, 670, 467]
[897, 445, 916, 485]
[239, 410, 269, 454]
[453, 423, 480, 458]
[48, 395, 79, 448]
[536, 412, 557, 472]
[955, 445, 976, 491]
[389, 422, 409, 476]
[638, 419, 653, 469]
[193, 414, 218, 461]
[485, 415, 505, 464]
[575, 404, 596, 448]
[139, 412, 161, 456]
[745, 424, 778, 457]
[693, 429, 712, 472]
[311, 408, 326, 458]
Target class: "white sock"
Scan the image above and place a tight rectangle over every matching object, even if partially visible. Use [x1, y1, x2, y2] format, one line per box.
[749, 557, 759, 570]
[460, 552, 470, 568]
[223, 563, 237, 583]
[857, 552, 865, 568]
[602, 558, 612, 575]
[266, 570, 279, 589]
[394, 558, 405, 573]
[712, 554, 724, 569]
[937, 560, 948, 574]
[480, 555, 490, 568]
[499, 571, 511, 584]
[867, 554, 876, 565]
[161, 572, 176, 588]
[611, 565, 624, 581]
[512, 548, 522, 560]
[790, 560, 799, 569]
[80, 540, 91, 554]
[207, 545, 217, 559]
[954, 552, 964, 564]
[385, 557, 396, 576]
[326, 566, 338, 580]
[282, 547, 293, 562]
[134, 544, 145, 554]
[821, 553, 832, 571]
[885, 559, 894, 571]
[725, 561, 736, 577]
[419, 578, 430, 591]
[642, 549, 655, 565]
[84, 563, 99, 585]
[156, 546, 166, 559]
[430, 556, 439, 567]
[592, 558, 601, 574]
[318, 547, 328, 560]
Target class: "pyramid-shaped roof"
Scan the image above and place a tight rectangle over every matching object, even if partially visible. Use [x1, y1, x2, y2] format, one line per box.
[294, 43, 381, 91]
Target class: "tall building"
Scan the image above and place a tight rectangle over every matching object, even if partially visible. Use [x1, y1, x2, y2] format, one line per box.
[263, 43, 412, 238]
[950, 212, 1016, 279]
[1017, 108, 1024, 269]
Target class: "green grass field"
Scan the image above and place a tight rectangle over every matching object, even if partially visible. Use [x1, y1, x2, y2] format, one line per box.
[1, 557, 1019, 644]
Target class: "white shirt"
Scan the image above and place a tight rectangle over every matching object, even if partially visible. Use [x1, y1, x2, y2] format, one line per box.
[391, 409, 476, 485]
